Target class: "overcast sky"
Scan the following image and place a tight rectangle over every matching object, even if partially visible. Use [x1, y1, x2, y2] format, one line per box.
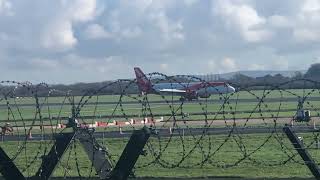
[0, 0, 320, 84]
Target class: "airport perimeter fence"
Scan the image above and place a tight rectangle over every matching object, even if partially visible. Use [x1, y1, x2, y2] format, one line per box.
[0, 75, 320, 179]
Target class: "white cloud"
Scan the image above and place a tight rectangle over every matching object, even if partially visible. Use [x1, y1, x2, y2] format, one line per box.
[205, 58, 238, 74]
[63, 54, 131, 75]
[207, 60, 216, 69]
[42, 0, 98, 50]
[271, 59, 289, 70]
[42, 21, 77, 50]
[184, 0, 198, 6]
[104, 0, 185, 43]
[1, 0, 320, 83]
[220, 57, 237, 71]
[22, 54, 131, 77]
[119, 0, 153, 12]
[0, 32, 9, 40]
[85, 24, 111, 39]
[248, 63, 266, 70]
[268, 15, 292, 28]
[293, 29, 320, 42]
[293, 0, 320, 42]
[0, 0, 99, 51]
[121, 26, 142, 38]
[149, 11, 185, 41]
[63, 0, 97, 22]
[7, 54, 133, 83]
[160, 63, 169, 70]
[301, 0, 320, 12]
[29, 58, 59, 69]
[213, 0, 272, 42]
[0, 0, 13, 16]
[84, 23, 141, 40]
[99, 56, 131, 73]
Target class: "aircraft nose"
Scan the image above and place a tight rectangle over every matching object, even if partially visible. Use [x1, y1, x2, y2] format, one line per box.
[228, 86, 236, 93]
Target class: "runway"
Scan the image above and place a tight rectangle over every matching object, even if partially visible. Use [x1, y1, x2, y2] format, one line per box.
[2, 96, 320, 109]
[1, 126, 317, 142]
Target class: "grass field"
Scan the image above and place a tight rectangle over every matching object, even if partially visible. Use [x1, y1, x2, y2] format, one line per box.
[1, 132, 319, 178]
[0, 89, 319, 129]
[0, 88, 320, 178]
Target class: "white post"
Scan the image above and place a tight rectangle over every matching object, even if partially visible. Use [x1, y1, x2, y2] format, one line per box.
[119, 127, 123, 134]
[41, 127, 44, 141]
[102, 131, 105, 145]
[182, 129, 185, 140]
[28, 131, 32, 139]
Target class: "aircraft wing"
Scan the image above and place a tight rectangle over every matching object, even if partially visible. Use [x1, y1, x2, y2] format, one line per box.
[158, 88, 197, 99]
[159, 89, 186, 94]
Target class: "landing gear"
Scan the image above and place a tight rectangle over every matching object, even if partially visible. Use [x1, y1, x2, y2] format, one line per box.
[187, 97, 194, 101]
[295, 110, 311, 122]
[294, 98, 311, 122]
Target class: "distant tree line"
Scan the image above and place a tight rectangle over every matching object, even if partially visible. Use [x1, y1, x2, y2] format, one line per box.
[2, 63, 320, 97]
[228, 63, 320, 90]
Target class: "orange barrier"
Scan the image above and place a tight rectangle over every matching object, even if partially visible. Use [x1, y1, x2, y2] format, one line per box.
[97, 122, 108, 127]
[116, 121, 126, 126]
[54, 117, 163, 129]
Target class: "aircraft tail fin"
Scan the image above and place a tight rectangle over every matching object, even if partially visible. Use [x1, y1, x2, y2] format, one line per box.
[134, 67, 153, 94]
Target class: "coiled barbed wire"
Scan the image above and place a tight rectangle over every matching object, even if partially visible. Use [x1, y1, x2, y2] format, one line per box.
[0, 76, 319, 178]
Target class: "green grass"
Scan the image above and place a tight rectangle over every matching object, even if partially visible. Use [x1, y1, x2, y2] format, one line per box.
[0, 88, 320, 128]
[4, 88, 320, 104]
[0, 88, 320, 178]
[1, 133, 320, 178]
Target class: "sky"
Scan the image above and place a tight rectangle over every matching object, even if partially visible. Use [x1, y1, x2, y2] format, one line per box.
[0, 0, 320, 84]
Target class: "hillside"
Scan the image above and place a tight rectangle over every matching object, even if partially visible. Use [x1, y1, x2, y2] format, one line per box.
[195, 70, 306, 81]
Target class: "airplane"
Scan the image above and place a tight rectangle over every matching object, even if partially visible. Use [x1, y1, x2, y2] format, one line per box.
[134, 67, 236, 101]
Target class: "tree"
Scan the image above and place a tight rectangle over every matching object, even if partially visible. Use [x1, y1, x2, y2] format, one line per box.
[305, 63, 320, 79]
[232, 73, 254, 83]
[293, 71, 304, 79]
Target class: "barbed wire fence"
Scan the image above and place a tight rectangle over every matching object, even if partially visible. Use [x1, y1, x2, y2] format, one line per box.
[0, 75, 319, 179]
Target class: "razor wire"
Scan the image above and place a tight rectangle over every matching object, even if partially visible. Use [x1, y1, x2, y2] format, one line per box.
[0, 76, 319, 178]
